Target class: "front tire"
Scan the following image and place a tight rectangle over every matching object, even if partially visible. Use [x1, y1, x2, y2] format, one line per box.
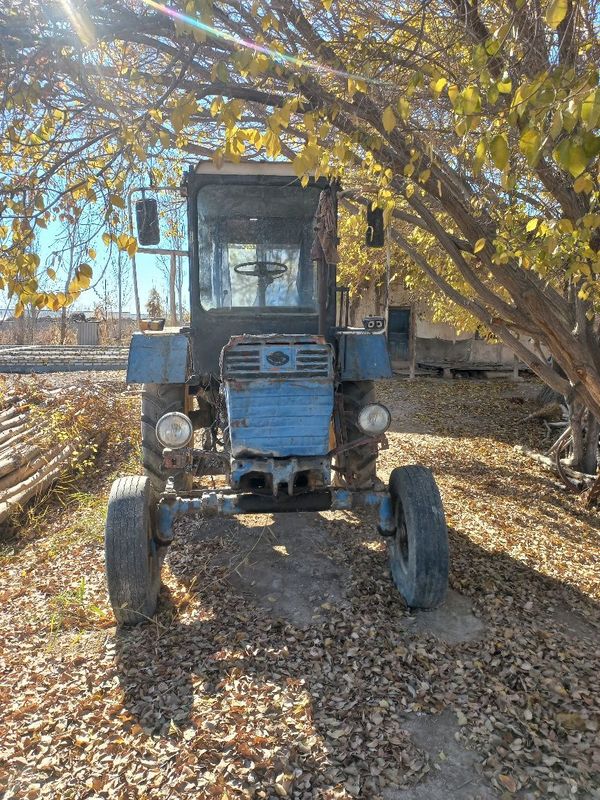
[105, 475, 161, 626]
[388, 465, 449, 609]
[141, 383, 193, 493]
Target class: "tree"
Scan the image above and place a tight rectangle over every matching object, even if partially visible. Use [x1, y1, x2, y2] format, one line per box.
[145, 286, 165, 319]
[1, 0, 599, 466]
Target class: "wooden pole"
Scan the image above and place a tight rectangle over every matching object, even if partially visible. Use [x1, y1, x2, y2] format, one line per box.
[408, 304, 417, 380]
[169, 252, 177, 326]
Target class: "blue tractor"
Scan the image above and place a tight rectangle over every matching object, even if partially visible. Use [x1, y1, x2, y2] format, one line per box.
[105, 162, 448, 625]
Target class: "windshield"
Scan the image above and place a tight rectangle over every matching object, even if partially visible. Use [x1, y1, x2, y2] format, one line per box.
[197, 182, 320, 311]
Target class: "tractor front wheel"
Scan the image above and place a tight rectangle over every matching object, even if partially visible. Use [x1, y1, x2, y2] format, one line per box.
[105, 475, 161, 625]
[141, 383, 193, 494]
[388, 465, 449, 609]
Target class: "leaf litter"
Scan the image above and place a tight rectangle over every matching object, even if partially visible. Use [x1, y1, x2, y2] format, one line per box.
[0, 376, 598, 799]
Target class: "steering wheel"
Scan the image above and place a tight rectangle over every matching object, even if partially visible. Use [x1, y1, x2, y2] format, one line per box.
[234, 261, 288, 280]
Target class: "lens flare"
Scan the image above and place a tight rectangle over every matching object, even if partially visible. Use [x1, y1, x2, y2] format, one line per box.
[59, 0, 97, 47]
[138, 0, 393, 89]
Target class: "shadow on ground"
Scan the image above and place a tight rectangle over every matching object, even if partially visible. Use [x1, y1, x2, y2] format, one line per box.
[114, 511, 599, 799]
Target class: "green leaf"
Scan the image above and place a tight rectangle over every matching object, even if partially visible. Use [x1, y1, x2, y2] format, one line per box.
[519, 128, 542, 167]
[382, 106, 397, 133]
[474, 238, 486, 253]
[546, 0, 569, 29]
[490, 134, 509, 170]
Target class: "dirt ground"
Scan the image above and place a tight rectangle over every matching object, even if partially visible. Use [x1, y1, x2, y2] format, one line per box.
[0, 376, 598, 799]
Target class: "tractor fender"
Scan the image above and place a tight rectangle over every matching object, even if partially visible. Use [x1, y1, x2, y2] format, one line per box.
[337, 331, 392, 381]
[126, 331, 191, 384]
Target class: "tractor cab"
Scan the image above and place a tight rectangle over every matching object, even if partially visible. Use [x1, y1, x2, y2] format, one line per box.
[105, 161, 449, 626]
[186, 162, 337, 375]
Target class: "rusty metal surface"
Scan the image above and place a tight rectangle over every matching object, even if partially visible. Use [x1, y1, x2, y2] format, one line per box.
[222, 335, 334, 459]
[126, 332, 190, 384]
[0, 345, 128, 373]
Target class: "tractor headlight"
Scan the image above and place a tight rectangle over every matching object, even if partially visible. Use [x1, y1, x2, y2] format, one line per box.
[357, 403, 391, 435]
[156, 412, 193, 449]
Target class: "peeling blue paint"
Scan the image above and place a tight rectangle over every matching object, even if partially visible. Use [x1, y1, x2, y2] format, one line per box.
[127, 332, 190, 384]
[338, 331, 393, 381]
[223, 337, 334, 458]
[156, 488, 396, 541]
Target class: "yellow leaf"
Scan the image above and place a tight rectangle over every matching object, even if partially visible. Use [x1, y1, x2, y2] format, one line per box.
[117, 233, 129, 250]
[397, 98, 410, 121]
[462, 85, 481, 115]
[448, 84, 460, 107]
[473, 139, 487, 176]
[78, 263, 93, 279]
[109, 194, 125, 209]
[431, 77, 447, 97]
[474, 238, 486, 253]
[405, 183, 415, 198]
[546, 0, 568, 28]
[382, 106, 397, 134]
[519, 128, 542, 167]
[573, 173, 593, 193]
[581, 89, 600, 131]
[526, 218, 538, 232]
[46, 267, 56, 280]
[323, 0, 333, 9]
[490, 134, 509, 170]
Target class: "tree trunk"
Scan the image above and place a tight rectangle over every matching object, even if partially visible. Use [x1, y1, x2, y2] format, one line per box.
[566, 401, 598, 474]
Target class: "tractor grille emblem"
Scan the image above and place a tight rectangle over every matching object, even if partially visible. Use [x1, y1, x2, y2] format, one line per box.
[266, 350, 290, 366]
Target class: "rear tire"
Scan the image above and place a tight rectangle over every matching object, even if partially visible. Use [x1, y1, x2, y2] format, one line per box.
[388, 465, 449, 609]
[141, 383, 193, 493]
[105, 475, 161, 626]
[336, 380, 378, 488]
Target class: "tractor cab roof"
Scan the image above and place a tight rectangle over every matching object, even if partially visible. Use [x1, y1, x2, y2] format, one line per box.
[192, 160, 299, 178]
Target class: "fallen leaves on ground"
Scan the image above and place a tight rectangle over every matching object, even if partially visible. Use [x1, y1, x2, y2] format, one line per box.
[0, 377, 598, 799]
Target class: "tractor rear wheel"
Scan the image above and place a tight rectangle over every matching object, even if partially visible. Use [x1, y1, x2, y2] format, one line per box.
[388, 465, 449, 609]
[141, 383, 193, 494]
[105, 475, 161, 625]
[336, 380, 379, 488]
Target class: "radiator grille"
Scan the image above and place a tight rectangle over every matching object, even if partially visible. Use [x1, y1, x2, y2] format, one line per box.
[222, 336, 334, 458]
[223, 341, 332, 379]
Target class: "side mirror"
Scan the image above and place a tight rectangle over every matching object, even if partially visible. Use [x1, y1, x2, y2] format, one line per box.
[135, 198, 160, 246]
[365, 206, 385, 248]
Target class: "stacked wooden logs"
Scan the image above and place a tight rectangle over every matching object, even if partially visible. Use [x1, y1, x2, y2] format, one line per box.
[0, 385, 103, 525]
